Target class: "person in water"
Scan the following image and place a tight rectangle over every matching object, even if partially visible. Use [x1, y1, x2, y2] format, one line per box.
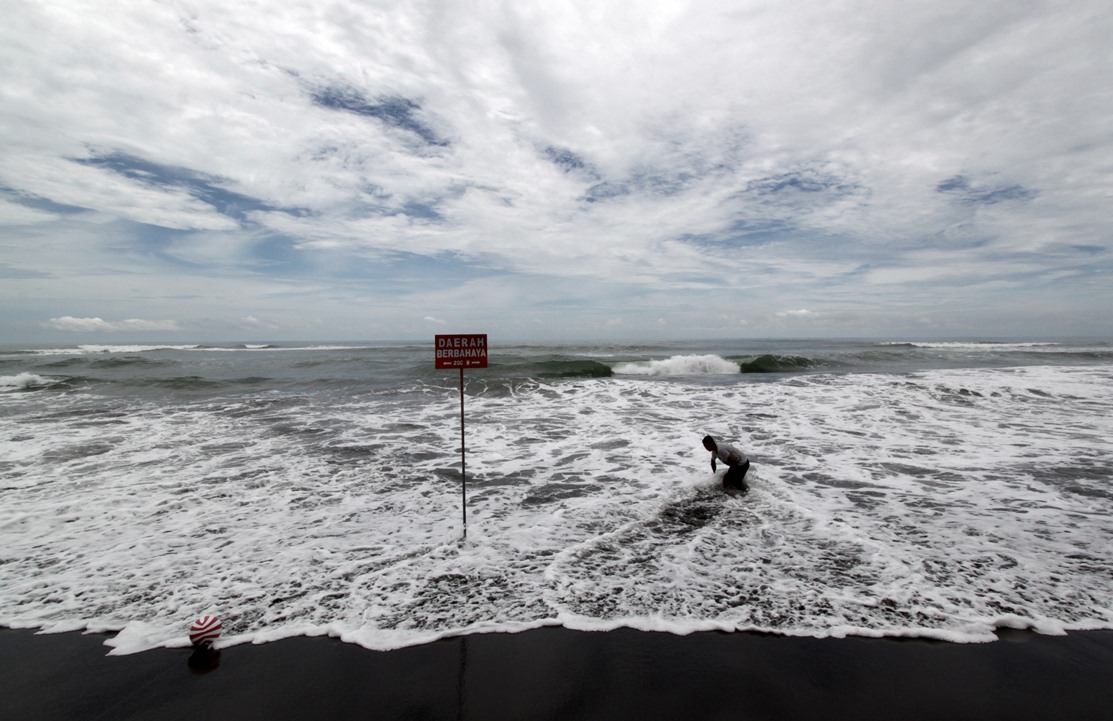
[702, 435, 751, 493]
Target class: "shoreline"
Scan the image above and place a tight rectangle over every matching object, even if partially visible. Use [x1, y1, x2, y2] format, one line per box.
[5, 626, 1113, 720]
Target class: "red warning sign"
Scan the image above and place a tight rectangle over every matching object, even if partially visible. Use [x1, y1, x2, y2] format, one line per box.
[434, 334, 488, 369]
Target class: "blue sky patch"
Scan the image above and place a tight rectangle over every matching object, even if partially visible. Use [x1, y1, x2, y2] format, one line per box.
[3, 186, 87, 215]
[936, 175, 1037, 204]
[311, 88, 448, 147]
[581, 181, 630, 203]
[544, 147, 599, 178]
[746, 169, 858, 201]
[399, 200, 444, 222]
[74, 152, 285, 224]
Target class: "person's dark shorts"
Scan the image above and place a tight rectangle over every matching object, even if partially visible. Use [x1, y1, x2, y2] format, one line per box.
[723, 460, 750, 492]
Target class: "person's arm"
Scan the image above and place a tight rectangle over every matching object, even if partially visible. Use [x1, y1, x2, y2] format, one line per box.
[710, 453, 717, 472]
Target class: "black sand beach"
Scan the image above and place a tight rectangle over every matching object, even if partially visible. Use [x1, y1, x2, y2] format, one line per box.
[4, 626, 1113, 721]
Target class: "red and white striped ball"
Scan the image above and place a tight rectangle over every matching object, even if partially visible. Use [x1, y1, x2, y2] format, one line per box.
[189, 616, 222, 647]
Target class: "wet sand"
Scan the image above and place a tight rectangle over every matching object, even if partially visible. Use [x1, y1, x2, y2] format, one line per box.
[4, 626, 1113, 720]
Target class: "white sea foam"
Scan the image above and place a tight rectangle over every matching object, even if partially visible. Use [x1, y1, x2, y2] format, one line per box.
[0, 365, 1111, 654]
[21, 344, 370, 356]
[212, 344, 368, 352]
[886, 341, 1061, 350]
[75, 344, 203, 354]
[0, 372, 52, 391]
[612, 354, 741, 375]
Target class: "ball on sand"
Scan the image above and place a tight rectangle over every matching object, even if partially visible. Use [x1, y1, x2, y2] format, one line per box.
[189, 616, 222, 647]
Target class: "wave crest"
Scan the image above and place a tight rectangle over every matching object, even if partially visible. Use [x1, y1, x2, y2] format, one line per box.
[612, 354, 740, 376]
[0, 373, 54, 392]
[738, 354, 817, 373]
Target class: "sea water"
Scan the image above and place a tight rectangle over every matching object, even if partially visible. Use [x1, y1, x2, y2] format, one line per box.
[1, 339, 1111, 653]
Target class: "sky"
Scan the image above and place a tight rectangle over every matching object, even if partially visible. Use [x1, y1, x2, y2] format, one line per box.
[2, 0, 1112, 343]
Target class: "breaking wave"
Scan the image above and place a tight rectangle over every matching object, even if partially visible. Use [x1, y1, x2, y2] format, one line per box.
[612, 354, 740, 375]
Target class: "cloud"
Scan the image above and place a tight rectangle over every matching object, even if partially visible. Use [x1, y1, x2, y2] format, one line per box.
[2, 0, 1111, 340]
[242, 315, 282, 331]
[45, 317, 181, 333]
[424, 316, 448, 325]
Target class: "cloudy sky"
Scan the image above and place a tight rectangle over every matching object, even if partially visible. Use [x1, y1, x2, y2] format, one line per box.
[2, 0, 1111, 342]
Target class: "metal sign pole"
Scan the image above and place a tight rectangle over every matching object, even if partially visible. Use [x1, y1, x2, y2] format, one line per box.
[434, 333, 487, 542]
[459, 366, 467, 540]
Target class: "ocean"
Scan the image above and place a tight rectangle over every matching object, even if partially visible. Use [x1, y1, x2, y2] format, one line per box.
[2, 338, 1111, 653]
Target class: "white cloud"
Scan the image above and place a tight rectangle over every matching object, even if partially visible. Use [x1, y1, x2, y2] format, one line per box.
[242, 316, 281, 331]
[44, 317, 181, 333]
[2, 0, 1111, 340]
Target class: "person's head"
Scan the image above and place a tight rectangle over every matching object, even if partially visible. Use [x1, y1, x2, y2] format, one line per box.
[702, 435, 717, 451]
